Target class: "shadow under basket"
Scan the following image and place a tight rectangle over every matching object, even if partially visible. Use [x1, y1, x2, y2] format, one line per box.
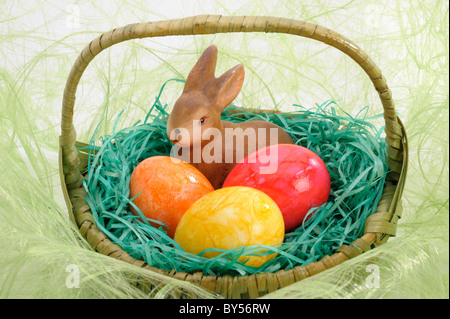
[59, 15, 408, 299]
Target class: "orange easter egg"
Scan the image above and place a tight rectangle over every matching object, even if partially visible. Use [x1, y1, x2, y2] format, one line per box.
[129, 156, 214, 238]
[174, 186, 285, 267]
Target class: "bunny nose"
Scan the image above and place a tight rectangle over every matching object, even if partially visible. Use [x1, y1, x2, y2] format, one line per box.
[169, 128, 182, 144]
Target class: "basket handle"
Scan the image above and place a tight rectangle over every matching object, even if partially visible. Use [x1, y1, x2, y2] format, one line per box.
[60, 15, 407, 201]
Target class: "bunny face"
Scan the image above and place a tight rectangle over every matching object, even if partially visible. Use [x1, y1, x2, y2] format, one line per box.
[166, 45, 244, 149]
[167, 91, 222, 148]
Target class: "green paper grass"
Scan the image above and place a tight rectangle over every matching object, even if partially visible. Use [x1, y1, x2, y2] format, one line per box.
[82, 79, 388, 276]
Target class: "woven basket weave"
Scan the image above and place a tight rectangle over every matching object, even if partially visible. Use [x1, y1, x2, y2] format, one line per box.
[59, 15, 408, 299]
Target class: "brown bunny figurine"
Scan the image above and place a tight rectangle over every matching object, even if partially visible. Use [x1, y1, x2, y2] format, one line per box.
[167, 45, 294, 189]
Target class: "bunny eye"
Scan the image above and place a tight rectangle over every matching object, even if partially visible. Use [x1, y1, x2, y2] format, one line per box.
[200, 117, 206, 124]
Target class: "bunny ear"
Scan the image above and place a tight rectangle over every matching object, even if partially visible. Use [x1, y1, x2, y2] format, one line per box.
[184, 45, 218, 92]
[206, 64, 245, 110]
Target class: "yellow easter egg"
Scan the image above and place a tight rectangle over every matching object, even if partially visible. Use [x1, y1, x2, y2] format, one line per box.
[174, 186, 285, 267]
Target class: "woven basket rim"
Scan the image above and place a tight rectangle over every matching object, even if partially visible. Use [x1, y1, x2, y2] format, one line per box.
[58, 15, 408, 299]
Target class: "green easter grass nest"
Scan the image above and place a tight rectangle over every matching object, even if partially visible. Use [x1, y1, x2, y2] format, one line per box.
[81, 79, 388, 277]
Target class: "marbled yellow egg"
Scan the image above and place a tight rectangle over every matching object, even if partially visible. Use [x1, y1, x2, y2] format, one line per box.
[174, 186, 285, 267]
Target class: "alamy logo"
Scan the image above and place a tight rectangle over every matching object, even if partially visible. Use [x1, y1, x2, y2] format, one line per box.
[65, 264, 80, 288]
[365, 264, 380, 288]
[168, 123, 280, 174]
[65, 4, 80, 30]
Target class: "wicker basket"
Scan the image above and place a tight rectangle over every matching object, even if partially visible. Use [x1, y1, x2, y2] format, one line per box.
[59, 15, 408, 299]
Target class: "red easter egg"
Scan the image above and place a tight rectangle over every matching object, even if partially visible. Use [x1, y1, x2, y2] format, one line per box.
[223, 144, 330, 232]
[129, 156, 214, 238]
